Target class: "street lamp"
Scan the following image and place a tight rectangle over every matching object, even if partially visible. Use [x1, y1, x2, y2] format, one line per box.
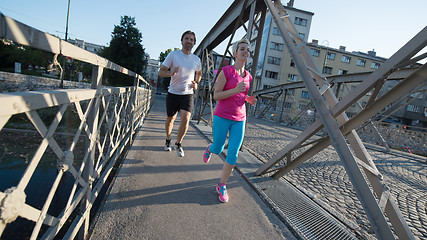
[65, 0, 71, 41]
[321, 40, 329, 74]
[60, 0, 71, 88]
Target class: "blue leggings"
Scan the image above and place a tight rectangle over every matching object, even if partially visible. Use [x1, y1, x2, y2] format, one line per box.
[209, 115, 245, 165]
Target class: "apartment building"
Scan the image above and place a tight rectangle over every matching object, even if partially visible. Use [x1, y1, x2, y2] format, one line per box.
[306, 41, 387, 77]
[298, 42, 387, 116]
[67, 38, 103, 54]
[255, 4, 314, 111]
[256, 3, 391, 118]
[146, 59, 160, 86]
[256, 5, 313, 91]
[379, 78, 426, 128]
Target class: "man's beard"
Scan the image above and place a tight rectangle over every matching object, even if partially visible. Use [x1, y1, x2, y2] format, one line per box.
[183, 43, 193, 51]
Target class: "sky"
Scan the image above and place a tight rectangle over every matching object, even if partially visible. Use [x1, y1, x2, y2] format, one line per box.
[1, 0, 426, 61]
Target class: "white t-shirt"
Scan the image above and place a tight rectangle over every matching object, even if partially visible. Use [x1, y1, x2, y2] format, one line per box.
[162, 50, 201, 95]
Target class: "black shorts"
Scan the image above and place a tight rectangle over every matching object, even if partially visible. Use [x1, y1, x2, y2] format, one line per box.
[166, 93, 194, 117]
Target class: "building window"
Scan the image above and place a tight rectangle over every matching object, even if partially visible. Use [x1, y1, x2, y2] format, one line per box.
[263, 84, 272, 89]
[272, 27, 281, 36]
[341, 55, 351, 63]
[323, 66, 332, 74]
[410, 92, 424, 99]
[283, 102, 292, 108]
[406, 104, 421, 112]
[287, 89, 295, 95]
[294, 17, 307, 26]
[265, 70, 278, 79]
[301, 91, 310, 99]
[310, 48, 320, 57]
[299, 33, 305, 40]
[338, 69, 348, 75]
[327, 52, 335, 60]
[267, 56, 281, 65]
[346, 112, 357, 118]
[357, 59, 366, 67]
[371, 62, 381, 69]
[288, 74, 298, 82]
[271, 42, 284, 51]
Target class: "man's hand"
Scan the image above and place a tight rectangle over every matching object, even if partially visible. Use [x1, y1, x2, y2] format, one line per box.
[158, 65, 180, 78]
[191, 80, 198, 90]
[171, 66, 180, 76]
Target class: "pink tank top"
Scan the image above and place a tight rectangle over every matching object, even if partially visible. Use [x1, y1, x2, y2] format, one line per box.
[214, 65, 252, 121]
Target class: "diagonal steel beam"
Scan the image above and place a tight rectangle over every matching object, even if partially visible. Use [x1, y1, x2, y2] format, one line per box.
[194, 0, 260, 56]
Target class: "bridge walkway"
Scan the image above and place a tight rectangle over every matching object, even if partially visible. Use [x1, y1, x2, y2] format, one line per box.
[89, 94, 296, 240]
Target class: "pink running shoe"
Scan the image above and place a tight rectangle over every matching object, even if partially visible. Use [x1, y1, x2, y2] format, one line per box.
[203, 144, 212, 163]
[216, 183, 229, 203]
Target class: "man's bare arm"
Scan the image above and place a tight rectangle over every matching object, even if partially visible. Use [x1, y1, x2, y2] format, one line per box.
[158, 65, 180, 77]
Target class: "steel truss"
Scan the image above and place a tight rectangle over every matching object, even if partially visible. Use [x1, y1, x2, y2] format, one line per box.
[194, 49, 216, 125]
[255, 1, 425, 239]
[194, 0, 425, 239]
[193, 0, 267, 125]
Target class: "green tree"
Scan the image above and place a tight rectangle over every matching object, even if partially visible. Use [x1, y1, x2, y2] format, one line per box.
[62, 58, 93, 82]
[100, 15, 147, 86]
[158, 48, 179, 91]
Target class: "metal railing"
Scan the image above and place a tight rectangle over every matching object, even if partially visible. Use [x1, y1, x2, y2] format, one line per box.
[0, 14, 153, 239]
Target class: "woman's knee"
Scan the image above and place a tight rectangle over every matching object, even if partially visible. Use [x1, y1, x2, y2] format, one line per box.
[225, 157, 238, 166]
[225, 143, 241, 165]
[209, 143, 224, 155]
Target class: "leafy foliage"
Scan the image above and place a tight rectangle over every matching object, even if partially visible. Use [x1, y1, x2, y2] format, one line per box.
[159, 48, 173, 62]
[0, 40, 92, 82]
[99, 16, 148, 86]
[0, 40, 54, 74]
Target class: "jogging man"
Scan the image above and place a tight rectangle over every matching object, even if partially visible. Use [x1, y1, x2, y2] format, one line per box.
[158, 30, 202, 157]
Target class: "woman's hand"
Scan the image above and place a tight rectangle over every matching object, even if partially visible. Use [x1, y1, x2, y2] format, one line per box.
[234, 81, 246, 94]
[245, 95, 257, 106]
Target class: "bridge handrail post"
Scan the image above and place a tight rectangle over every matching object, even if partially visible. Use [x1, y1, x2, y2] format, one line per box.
[78, 65, 104, 239]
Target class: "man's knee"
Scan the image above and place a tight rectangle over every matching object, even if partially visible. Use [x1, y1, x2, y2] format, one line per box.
[180, 110, 191, 122]
[167, 114, 177, 121]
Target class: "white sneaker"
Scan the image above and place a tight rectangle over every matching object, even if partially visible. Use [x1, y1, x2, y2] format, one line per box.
[175, 143, 184, 157]
[164, 140, 172, 151]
